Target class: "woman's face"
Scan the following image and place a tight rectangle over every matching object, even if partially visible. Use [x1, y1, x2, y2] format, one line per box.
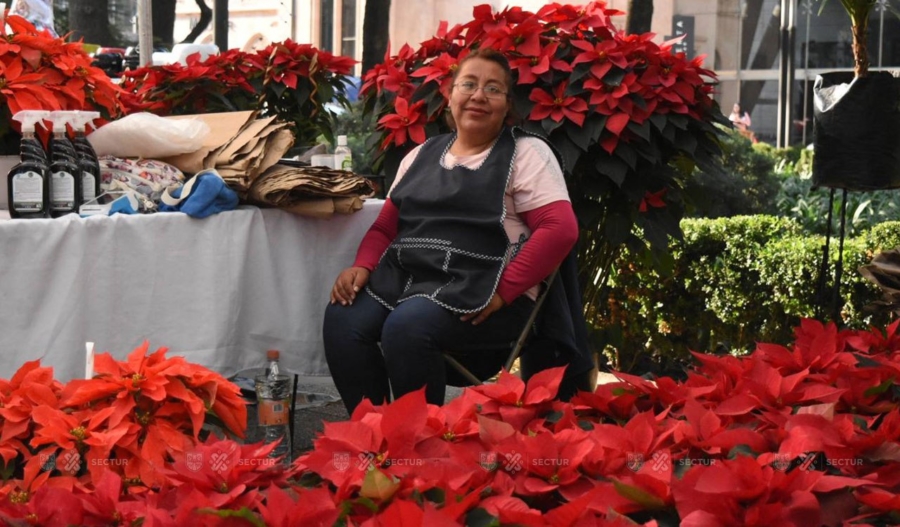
[449, 58, 510, 139]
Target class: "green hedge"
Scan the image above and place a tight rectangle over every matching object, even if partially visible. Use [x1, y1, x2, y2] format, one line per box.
[597, 216, 900, 375]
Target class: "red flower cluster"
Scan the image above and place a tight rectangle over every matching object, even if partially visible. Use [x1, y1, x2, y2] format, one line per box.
[294, 319, 900, 525]
[0, 13, 125, 151]
[0, 344, 297, 526]
[362, 2, 717, 161]
[120, 40, 356, 147]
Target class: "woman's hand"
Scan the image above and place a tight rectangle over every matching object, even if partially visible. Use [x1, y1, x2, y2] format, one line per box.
[331, 267, 371, 305]
[460, 293, 505, 325]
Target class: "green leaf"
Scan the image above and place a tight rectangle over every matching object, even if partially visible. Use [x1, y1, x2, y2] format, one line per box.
[612, 479, 667, 509]
[627, 121, 652, 142]
[674, 131, 699, 155]
[466, 508, 501, 527]
[553, 135, 583, 174]
[197, 507, 265, 527]
[605, 212, 634, 245]
[360, 467, 400, 501]
[423, 487, 446, 505]
[668, 114, 689, 130]
[544, 410, 564, 424]
[855, 353, 882, 368]
[616, 142, 638, 170]
[727, 444, 757, 459]
[596, 156, 629, 187]
[567, 114, 605, 151]
[649, 113, 668, 132]
[603, 68, 626, 87]
[355, 496, 380, 512]
[542, 117, 565, 135]
[864, 378, 895, 397]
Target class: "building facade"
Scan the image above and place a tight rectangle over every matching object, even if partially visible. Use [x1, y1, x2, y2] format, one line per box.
[172, 0, 900, 147]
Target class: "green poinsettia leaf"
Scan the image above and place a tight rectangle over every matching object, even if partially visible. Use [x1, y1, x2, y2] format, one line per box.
[197, 507, 265, 527]
[567, 114, 604, 151]
[864, 378, 895, 397]
[627, 121, 652, 143]
[466, 508, 501, 527]
[616, 142, 638, 170]
[649, 113, 668, 132]
[605, 211, 634, 246]
[596, 156, 629, 187]
[603, 68, 626, 87]
[612, 479, 667, 509]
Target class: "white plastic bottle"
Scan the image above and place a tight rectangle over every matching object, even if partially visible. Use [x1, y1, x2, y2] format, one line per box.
[333, 135, 353, 172]
[255, 350, 291, 468]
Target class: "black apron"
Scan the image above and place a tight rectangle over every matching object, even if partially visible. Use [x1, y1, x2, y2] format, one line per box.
[366, 127, 518, 313]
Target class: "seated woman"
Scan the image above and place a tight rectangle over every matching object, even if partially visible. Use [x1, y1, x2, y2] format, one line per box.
[729, 103, 757, 142]
[323, 49, 580, 414]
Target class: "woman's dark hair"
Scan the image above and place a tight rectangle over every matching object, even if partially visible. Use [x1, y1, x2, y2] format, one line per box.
[446, 48, 520, 129]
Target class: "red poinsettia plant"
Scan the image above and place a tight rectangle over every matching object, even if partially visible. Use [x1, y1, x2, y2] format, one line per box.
[291, 319, 900, 525]
[0, 343, 299, 525]
[0, 13, 125, 154]
[361, 2, 728, 314]
[120, 40, 357, 148]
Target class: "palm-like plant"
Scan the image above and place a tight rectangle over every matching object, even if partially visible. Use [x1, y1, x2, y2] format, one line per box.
[822, 0, 878, 77]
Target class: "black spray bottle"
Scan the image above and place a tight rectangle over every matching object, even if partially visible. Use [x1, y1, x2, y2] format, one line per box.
[65, 111, 101, 204]
[7, 110, 51, 218]
[46, 111, 82, 217]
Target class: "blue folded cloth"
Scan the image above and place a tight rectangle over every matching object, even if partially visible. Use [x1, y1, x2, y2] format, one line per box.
[159, 169, 239, 218]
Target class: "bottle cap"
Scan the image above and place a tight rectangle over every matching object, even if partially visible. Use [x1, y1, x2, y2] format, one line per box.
[266, 349, 280, 360]
[337, 135, 348, 146]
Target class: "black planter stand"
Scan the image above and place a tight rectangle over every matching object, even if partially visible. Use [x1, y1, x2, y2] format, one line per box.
[814, 188, 849, 323]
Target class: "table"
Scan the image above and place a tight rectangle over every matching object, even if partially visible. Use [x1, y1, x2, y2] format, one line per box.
[0, 202, 382, 382]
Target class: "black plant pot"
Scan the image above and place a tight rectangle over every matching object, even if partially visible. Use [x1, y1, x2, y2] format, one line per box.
[812, 70, 900, 191]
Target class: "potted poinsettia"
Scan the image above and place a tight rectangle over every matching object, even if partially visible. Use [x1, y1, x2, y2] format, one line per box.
[120, 40, 357, 148]
[812, 0, 900, 190]
[360, 2, 727, 314]
[290, 319, 900, 524]
[0, 13, 125, 155]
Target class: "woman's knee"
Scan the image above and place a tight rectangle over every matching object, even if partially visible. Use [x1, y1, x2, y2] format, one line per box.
[380, 299, 450, 353]
[323, 296, 386, 351]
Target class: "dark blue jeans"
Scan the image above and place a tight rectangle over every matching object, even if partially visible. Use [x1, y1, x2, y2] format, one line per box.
[323, 292, 534, 413]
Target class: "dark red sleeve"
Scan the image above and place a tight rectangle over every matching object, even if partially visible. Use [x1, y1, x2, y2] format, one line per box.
[495, 200, 578, 304]
[353, 199, 399, 271]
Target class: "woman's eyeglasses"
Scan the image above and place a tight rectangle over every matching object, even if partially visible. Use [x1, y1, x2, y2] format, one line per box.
[454, 81, 507, 99]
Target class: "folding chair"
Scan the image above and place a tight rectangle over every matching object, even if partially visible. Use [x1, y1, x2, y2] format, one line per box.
[443, 268, 559, 386]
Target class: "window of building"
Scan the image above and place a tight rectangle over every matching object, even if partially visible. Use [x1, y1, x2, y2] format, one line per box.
[341, 0, 357, 60]
[319, 0, 335, 53]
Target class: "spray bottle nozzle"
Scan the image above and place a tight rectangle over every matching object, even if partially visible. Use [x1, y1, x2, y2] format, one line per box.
[62, 110, 101, 134]
[11, 110, 50, 133]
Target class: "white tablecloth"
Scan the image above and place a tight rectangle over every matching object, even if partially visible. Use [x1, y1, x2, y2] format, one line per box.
[0, 202, 382, 382]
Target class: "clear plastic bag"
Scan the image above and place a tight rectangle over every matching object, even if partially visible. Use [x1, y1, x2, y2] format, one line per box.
[88, 113, 210, 158]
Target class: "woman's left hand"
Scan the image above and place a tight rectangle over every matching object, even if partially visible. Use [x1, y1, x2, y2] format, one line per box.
[460, 294, 505, 325]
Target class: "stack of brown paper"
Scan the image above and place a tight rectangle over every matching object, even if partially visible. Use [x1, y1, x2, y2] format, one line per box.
[159, 111, 294, 196]
[249, 165, 376, 218]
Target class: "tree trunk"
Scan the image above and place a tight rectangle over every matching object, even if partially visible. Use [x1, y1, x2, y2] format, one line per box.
[68, 0, 112, 45]
[180, 0, 213, 44]
[625, 0, 653, 35]
[851, 20, 869, 77]
[152, 0, 178, 49]
[362, 0, 391, 74]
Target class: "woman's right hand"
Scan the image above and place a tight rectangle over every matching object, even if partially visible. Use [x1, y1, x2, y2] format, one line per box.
[331, 267, 371, 305]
